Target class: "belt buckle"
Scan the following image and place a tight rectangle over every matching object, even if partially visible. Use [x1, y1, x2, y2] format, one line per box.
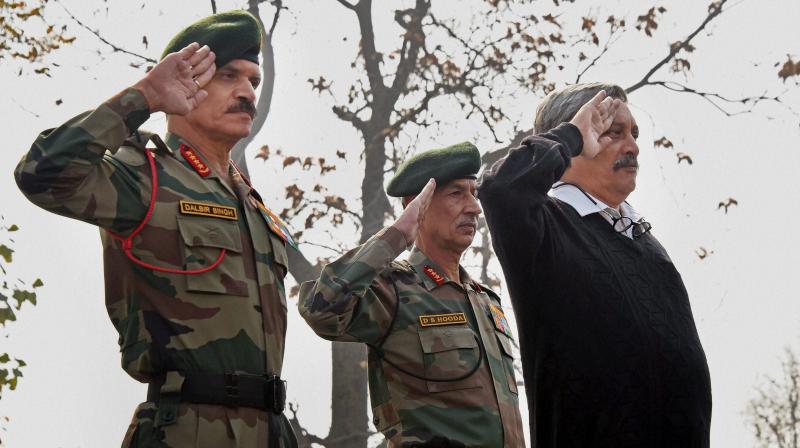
[224, 373, 240, 408]
[267, 374, 286, 414]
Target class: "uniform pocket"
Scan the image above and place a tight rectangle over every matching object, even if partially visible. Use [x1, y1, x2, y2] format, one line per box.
[418, 326, 483, 393]
[496, 331, 519, 395]
[372, 401, 401, 432]
[177, 217, 248, 296]
[268, 232, 289, 279]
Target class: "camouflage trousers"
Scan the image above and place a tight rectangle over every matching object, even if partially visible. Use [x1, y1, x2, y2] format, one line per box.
[122, 402, 297, 448]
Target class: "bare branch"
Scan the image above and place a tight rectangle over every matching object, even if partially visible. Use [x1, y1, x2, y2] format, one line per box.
[306, 199, 364, 224]
[210, 0, 217, 13]
[353, 0, 386, 95]
[54, 0, 156, 64]
[626, 0, 728, 93]
[649, 80, 786, 117]
[334, 0, 357, 11]
[387, 0, 430, 105]
[332, 105, 367, 131]
[231, 0, 283, 175]
[575, 28, 622, 83]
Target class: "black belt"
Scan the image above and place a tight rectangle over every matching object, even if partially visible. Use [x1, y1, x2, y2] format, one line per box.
[147, 372, 286, 414]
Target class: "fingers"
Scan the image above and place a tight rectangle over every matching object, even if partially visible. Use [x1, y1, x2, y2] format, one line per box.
[187, 45, 211, 67]
[585, 89, 608, 108]
[416, 178, 436, 216]
[175, 42, 201, 60]
[418, 178, 437, 200]
[190, 51, 215, 77]
[192, 55, 216, 88]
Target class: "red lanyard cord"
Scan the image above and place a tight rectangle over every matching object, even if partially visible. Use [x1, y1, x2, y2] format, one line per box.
[106, 149, 226, 275]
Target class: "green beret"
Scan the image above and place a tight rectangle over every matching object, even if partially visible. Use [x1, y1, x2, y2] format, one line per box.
[386, 142, 481, 197]
[161, 10, 262, 68]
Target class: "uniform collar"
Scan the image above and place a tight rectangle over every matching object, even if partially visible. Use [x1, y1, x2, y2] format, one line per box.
[166, 132, 244, 198]
[407, 247, 478, 292]
[549, 181, 641, 221]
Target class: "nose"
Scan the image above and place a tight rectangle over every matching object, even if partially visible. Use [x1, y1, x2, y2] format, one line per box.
[626, 134, 640, 157]
[236, 80, 257, 104]
[466, 194, 482, 216]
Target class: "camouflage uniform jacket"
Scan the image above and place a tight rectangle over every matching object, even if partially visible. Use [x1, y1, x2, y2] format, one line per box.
[299, 226, 525, 447]
[14, 88, 295, 447]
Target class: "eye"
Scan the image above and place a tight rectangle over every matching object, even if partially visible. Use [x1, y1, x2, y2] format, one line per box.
[251, 79, 261, 89]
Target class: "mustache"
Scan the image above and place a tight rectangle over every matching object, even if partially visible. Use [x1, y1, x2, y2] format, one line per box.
[226, 100, 257, 118]
[613, 154, 639, 171]
[456, 218, 478, 229]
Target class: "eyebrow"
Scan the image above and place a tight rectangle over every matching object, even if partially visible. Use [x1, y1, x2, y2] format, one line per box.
[219, 66, 261, 80]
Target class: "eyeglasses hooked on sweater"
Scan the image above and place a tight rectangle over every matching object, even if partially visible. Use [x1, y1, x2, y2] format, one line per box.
[613, 215, 652, 238]
[601, 207, 652, 238]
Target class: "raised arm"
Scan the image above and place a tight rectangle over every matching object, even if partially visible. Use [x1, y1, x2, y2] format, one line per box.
[298, 179, 436, 344]
[13, 43, 216, 232]
[478, 91, 620, 277]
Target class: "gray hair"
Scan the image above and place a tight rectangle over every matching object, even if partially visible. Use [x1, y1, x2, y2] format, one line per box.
[534, 82, 628, 134]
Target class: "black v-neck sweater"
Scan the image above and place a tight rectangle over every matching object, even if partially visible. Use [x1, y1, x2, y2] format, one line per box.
[478, 123, 711, 448]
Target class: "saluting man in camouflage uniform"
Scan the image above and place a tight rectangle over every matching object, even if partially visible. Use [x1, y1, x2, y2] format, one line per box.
[14, 11, 297, 448]
[299, 144, 525, 447]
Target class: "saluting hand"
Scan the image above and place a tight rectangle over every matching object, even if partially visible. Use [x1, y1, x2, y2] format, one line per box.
[569, 90, 622, 159]
[132, 42, 216, 115]
[393, 178, 437, 246]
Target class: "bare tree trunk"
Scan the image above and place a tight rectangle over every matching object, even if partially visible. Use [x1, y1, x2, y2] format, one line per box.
[232, 0, 281, 177]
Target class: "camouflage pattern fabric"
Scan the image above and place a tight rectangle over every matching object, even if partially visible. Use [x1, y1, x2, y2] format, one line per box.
[298, 226, 524, 447]
[14, 88, 296, 447]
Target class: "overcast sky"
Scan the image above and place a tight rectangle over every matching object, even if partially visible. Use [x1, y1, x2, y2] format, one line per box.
[2, 0, 799, 446]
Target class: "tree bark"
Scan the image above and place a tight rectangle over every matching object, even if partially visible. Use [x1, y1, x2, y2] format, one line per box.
[232, 0, 279, 177]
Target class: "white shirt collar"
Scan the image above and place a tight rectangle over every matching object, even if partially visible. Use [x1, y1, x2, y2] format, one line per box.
[548, 182, 642, 237]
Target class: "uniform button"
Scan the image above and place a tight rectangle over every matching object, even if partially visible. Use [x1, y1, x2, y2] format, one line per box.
[373, 417, 380, 425]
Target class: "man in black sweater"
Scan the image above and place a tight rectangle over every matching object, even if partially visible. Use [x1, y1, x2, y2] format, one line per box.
[478, 83, 711, 447]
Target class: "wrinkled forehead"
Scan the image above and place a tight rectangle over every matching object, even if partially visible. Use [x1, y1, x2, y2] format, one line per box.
[437, 177, 477, 192]
[612, 102, 638, 128]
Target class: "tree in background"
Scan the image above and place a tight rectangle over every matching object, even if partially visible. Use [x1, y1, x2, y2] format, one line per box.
[747, 347, 800, 448]
[0, 219, 44, 443]
[266, 1, 797, 445]
[0, 0, 68, 441]
[1, 0, 74, 76]
[6, 1, 799, 447]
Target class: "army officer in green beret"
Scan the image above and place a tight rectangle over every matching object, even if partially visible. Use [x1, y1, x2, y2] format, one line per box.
[15, 10, 297, 448]
[299, 144, 525, 447]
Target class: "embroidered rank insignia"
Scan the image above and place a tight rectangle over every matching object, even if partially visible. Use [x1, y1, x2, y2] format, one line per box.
[489, 303, 513, 337]
[419, 312, 467, 327]
[180, 144, 211, 177]
[179, 200, 238, 220]
[423, 265, 446, 286]
[253, 199, 299, 250]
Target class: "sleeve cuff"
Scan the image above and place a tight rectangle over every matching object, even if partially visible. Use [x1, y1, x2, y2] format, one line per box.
[549, 122, 584, 158]
[382, 226, 410, 257]
[103, 88, 151, 134]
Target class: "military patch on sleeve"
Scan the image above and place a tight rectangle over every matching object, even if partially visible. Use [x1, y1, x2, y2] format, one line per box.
[489, 303, 513, 337]
[422, 265, 446, 286]
[419, 312, 467, 327]
[179, 200, 238, 220]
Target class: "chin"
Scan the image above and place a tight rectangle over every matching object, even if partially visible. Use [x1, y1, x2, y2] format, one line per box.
[453, 236, 475, 252]
[219, 125, 253, 141]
